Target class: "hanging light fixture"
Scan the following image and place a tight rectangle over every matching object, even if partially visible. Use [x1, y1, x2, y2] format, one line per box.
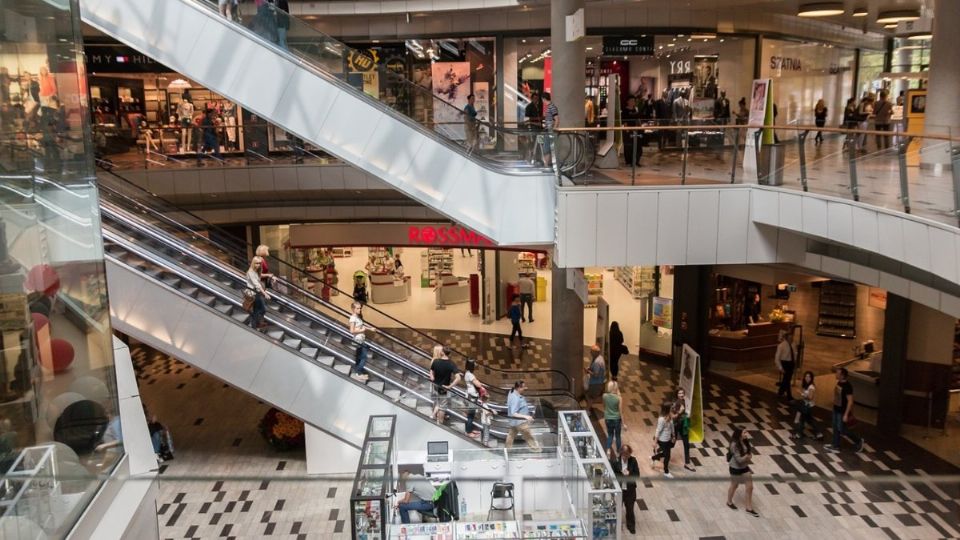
[852, 7, 868, 17]
[906, 32, 933, 40]
[797, 2, 845, 17]
[876, 9, 921, 24]
[883, 23, 898, 29]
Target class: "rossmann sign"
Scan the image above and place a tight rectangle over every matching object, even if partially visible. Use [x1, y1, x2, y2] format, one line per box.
[408, 225, 494, 246]
[288, 222, 496, 249]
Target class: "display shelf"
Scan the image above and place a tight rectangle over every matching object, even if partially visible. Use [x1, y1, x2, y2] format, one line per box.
[390, 523, 454, 540]
[455, 521, 520, 539]
[584, 273, 603, 308]
[817, 281, 857, 338]
[520, 521, 586, 538]
[350, 415, 397, 540]
[420, 249, 454, 288]
[613, 266, 655, 298]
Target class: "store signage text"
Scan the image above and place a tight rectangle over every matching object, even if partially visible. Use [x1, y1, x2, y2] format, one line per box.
[408, 225, 494, 247]
[769, 56, 802, 71]
[669, 60, 693, 75]
[602, 36, 655, 56]
[829, 64, 851, 74]
[85, 45, 169, 73]
[347, 49, 379, 72]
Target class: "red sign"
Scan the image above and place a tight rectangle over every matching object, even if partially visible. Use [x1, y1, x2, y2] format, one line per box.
[408, 225, 494, 247]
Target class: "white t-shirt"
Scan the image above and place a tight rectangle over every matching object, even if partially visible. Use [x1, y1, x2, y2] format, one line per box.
[464, 371, 477, 398]
[349, 314, 366, 343]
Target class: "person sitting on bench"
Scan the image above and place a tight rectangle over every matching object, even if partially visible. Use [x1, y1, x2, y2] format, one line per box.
[397, 472, 436, 523]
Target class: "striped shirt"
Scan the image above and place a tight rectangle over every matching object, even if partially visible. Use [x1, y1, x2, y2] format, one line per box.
[544, 102, 559, 130]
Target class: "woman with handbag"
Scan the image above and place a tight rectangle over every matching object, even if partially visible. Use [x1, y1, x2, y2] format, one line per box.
[673, 389, 695, 472]
[649, 402, 675, 478]
[245, 256, 270, 329]
[726, 427, 759, 516]
[463, 358, 488, 402]
[792, 371, 824, 440]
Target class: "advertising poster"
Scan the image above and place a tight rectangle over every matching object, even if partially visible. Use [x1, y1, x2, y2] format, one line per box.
[638, 76, 656, 100]
[679, 344, 704, 444]
[691, 98, 715, 120]
[743, 78, 771, 180]
[692, 56, 718, 99]
[596, 297, 610, 361]
[652, 297, 673, 329]
[431, 62, 471, 140]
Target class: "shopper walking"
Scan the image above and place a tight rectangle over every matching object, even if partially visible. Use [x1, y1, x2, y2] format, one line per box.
[622, 96, 643, 166]
[775, 329, 796, 400]
[585, 344, 606, 403]
[615, 444, 640, 534]
[650, 402, 675, 478]
[735, 97, 748, 125]
[825, 367, 864, 452]
[856, 94, 874, 152]
[873, 89, 894, 150]
[254, 0, 278, 44]
[726, 427, 759, 517]
[506, 380, 541, 451]
[245, 256, 269, 330]
[429, 345, 461, 424]
[673, 388, 695, 472]
[464, 93, 479, 151]
[274, 0, 290, 49]
[842, 98, 859, 150]
[199, 110, 222, 163]
[255, 244, 274, 290]
[518, 274, 535, 322]
[603, 381, 623, 454]
[349, 301, 375, 381]
[813, 99, 827, 145]
[541, 92, 559, 168]
[508, 296, 525, 346]
[523, 93, 542, 163]
[608, 321, 625, 381]
[218, 0, 235, 20]
[793, 371, 824, 440]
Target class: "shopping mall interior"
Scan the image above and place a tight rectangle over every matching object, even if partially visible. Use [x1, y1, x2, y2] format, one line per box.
[1, 0, 959, 538]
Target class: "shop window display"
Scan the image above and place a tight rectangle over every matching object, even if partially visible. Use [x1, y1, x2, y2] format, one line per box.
[0, 0, 121, 536]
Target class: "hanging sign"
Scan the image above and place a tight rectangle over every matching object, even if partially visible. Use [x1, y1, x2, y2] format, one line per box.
[602, 36, 655, 56]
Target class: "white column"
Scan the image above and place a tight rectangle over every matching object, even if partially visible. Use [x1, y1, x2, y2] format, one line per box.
[922, 0, 960, 166]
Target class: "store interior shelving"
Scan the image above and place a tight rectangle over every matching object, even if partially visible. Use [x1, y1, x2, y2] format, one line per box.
[817, 281, 857, 338]
[613, 266, 655, 299]
[421, 249, 454, 287]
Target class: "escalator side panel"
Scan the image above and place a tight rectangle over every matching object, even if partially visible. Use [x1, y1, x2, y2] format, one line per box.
[79, 0, 555, 246]
[105, 258, 479, 451]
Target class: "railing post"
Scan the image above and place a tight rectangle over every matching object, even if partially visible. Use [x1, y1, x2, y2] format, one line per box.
[797, 131, 809, 192]
[848, 137, 860, 202]
[753, 129, 762, 183]
[631, 130, 637, 185]
[898, 136, 912, 214]
[951, 144, 960, 227]
[681, 129, 689, 185]
[729, 127, 740, 184]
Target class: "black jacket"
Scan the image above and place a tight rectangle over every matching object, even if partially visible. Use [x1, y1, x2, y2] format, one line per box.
[614, 456, 639, 495]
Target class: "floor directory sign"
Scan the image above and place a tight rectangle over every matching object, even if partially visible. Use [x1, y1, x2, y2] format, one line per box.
[743, 78, 771, 181]
[679, 344, 704, 444]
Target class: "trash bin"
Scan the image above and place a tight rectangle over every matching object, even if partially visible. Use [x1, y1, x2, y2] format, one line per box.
[758, 143, 785, 186]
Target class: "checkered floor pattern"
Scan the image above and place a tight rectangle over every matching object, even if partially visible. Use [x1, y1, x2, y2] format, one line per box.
[131, 324, 959, 539]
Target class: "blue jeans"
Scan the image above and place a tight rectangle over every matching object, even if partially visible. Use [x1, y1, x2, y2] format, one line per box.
[605, 418, 622, 453]
[151, 430, 174, 455]
[354, 341, 369, 375]
[249, 293, 266, 328]
[832, 409, 861, 448]
[399, 499, 434, 523]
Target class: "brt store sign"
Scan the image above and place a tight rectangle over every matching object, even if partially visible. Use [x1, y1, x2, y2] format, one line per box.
[602, 36, 655, 56]
[288, 223, 495, 249]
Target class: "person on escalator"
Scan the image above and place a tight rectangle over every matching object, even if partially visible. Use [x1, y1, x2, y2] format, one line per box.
[246, 256, 270, 330]
[349, 301, 375, 381]
[430, 345, 461, 425]
[255, 245, 274, 290]
[274, 0, 290, 50]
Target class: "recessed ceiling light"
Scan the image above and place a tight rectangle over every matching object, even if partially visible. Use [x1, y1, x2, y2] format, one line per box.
[798, 2, 845, 17]
[883, 23, 898, 29]
[877, 10, 921, 24]
[539, 39, 544, 43]
[691, 33, 717, 40]
[586, 46, 593, 51]
[852, 7, 868, 17]
[906, 32, 933, 40]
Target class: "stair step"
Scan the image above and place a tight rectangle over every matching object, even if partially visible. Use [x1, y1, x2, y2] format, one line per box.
[282, 338, 302, 349]
[300, 347, 318, 359]
[213, 303, 233, 315]
[333, 363, 352, 375]
[180, 286, 199, 297]
[161, 276, 181, 287]
[230, 311, 248, 323]
[197, 293, 216, 306]
[416, 405, 434, 417]
[266, 330, 285, 340]
[400, 397, 419, 409]
[367, 380, 385, 392]
[316, 355, 334, 366]
[384, 389, 401, 401]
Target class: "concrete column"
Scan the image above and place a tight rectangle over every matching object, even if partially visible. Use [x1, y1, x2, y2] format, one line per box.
[503, 38, 519, 151]
[877, 294, 909, 436]
[551, 266, 585, 393]
[922, 0, 960, 166]
[671, 266, 711, 372]
[550, 0, 585, 129]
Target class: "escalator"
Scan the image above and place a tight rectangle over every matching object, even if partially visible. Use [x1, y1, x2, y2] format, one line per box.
[97, 169, 580, 451]
[79, 0, 565, 246]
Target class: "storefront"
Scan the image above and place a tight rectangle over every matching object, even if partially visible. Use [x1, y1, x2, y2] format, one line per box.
[759, 38, 856, 135]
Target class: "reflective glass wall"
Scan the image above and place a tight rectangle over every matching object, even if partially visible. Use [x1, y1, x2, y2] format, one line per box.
[1, 0, 120, 537]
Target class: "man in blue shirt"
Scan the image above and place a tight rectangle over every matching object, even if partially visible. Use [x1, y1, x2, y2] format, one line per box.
[505, 381, 541, 451]
[464, 93, 479, 151]
[508, 297, 525, 347]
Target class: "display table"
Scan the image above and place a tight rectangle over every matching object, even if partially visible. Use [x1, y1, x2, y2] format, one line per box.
[456, 521, 520, 539]
[391, 523, 454, 539]
[708, 322, 790, 371]
[370, 272, 411, 304]
[436, 274, 470, 306]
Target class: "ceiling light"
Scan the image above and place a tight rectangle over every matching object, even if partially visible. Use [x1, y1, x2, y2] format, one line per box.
[586, 46, 593, 51]
[883, 23, 898, 29]
[691, 33, 717, 40]
[876, 10, 921, 24]
[906, 32, 932, 40]
[798, 2, 845, 17]
[852, 7, 867, 17]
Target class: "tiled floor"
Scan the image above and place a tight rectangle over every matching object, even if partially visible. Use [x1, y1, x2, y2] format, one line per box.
[133, 322, 959, 539]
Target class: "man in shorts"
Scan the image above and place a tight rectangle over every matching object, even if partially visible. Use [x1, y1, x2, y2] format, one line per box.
[430, 347, 461, 424]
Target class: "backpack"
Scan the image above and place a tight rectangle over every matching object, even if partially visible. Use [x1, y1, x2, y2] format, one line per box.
[432, 481, 460, 522]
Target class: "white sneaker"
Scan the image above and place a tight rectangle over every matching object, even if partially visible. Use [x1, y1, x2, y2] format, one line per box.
[664, 472, 674, 479]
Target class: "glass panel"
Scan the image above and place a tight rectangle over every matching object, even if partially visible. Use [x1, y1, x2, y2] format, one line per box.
[0, 0, 120, 537]
[368, 416, 394, 439]
[356, 468, 386, 498]
[363, 440, 390, 466]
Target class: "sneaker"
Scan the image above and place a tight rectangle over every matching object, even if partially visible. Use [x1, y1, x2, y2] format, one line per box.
[684, 464, 695, 472]
[855, 439, 865, 453]
[726, 502, 737, 510]
[791, 433, 801, 440]
[824, 444, 839, 452]
[815, 433, 824, 441]
[663, 472, 674, 479]
[745, 509, 760, 517]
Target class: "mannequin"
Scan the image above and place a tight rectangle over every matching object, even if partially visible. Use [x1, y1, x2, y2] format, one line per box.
[177, 98, 195, 153]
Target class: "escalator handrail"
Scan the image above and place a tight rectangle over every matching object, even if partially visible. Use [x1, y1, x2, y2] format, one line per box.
[102, 227, 534, 440]
[95, 166, 575, 395]
[94, 0, 551, 177]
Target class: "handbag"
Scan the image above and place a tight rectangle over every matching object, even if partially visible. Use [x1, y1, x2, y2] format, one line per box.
[242, 296, 255, 313]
